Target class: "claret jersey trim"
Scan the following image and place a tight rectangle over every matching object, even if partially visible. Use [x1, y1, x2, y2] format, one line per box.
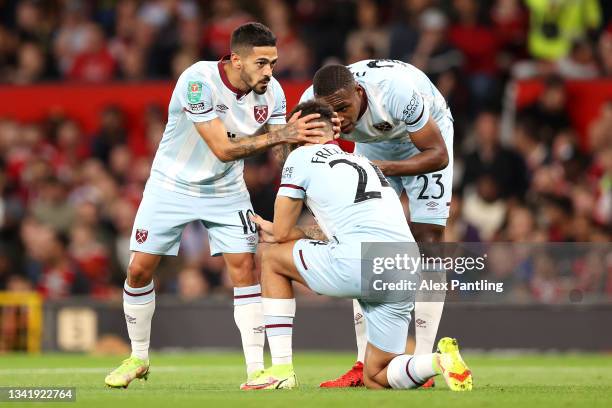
[279, 183, 306, 191]
[217, 55, 251, 99]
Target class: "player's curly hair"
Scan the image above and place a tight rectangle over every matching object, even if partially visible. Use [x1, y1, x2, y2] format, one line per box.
[231, 22, 276, 52]
[288, 100, 334, 126]
[313, 64, 355, 97]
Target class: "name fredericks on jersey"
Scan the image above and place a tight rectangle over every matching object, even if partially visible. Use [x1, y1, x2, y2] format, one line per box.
[310, 146, 349, 164]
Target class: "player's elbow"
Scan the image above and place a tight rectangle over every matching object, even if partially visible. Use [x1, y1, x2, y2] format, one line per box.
[433, 146, 449, 171]
[211, 147, 234, 163]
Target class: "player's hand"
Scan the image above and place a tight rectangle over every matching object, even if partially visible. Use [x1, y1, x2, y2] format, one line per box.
[371, 160, 390, 175]
[249, 213, 277, 244]
[331, 112, 341, 139]
[282, 110, 327, 144]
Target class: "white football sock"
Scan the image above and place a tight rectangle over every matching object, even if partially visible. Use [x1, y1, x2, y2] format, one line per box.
[386, 354, 437, 389]
[123, 280, 155, 361]
[414, 301, 445, 355]
[353, 299, 367, 363]
[233, 285, 265, 375]
[263, 297, 295, 366]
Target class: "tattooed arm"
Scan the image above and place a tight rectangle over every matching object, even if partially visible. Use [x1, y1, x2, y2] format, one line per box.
[267, 123, 293, 166]
[296, 224, 328, 241]
[194, 112, 326, 163]
[250, 213, 328, 243]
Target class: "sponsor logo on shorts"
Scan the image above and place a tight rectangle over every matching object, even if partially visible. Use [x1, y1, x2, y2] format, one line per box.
[135, 229, 148, 244]
[246, 235, 257, 243]
[254, 105, 269, 123]
[426, 201, 439, 208]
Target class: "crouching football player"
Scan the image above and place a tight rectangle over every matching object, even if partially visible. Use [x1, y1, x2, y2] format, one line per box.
[242, 100, 472, 391]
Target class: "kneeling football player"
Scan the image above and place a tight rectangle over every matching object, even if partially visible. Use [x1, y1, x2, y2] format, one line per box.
[242, 100, 472, 391]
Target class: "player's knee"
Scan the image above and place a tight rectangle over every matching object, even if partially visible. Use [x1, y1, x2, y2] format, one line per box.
[260, 245, 279, 271]
[411, 223, 444, 243]
[226, 254, 256, 286]
[127, 261, 154, 287]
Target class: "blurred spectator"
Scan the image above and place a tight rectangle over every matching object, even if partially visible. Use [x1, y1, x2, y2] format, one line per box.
[201, 0, 252, 60]
[389, 0, 432, 61]
[513, 117, 548, 174]
[69, 223, 112, 297]
[345, 0, 389, 63]
[410, 8, 462, 81]
[501, 205, 543, 242]
[589, 101, 612, 152]
[91, 106, 127, 165]
[597, 31, 612, 76]
[171, 48, 198, 79]
[68, 23, 116, 82]
[448, 0, 501, 111]
[463, 175, 508, 240]
[444, 193, 481, 242]
[490, 0, 528, 66]
[11, 42, 49, 84]
[30, 176, 75, 233]
[263, 0, 312, 79]
[592, 146, 612, 226]
[177, 266, 209, 300]
[524, 0, 602, 60]
[14, 0, 51, 47]
[53, 2, 91, 75]
[518, 75, 571, 145]
[462, 110, 529, 199]
[541, 195, 574, 241]
[22, 222, 89, 299]
[557, 39, 600, 78]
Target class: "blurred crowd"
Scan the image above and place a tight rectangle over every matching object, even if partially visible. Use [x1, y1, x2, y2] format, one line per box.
[0, 0, 610, 304]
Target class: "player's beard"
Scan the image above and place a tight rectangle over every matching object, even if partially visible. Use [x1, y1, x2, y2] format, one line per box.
[242, 72, 270, 95]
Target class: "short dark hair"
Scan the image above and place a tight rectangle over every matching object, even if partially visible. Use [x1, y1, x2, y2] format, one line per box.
[289, 100, 334, 125]
[313, 64, 355, 97]
[231, 22, 276, 52]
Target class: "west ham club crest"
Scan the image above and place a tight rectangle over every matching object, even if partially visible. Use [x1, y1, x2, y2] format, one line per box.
[135, 229, 148, 244]
[254, 105, 269, 124]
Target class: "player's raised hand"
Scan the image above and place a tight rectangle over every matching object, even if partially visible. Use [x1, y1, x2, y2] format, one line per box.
[249, 213, 277, 243]
[280, 110, 327, 144]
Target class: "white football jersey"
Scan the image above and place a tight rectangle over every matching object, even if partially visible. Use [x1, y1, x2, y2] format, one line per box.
[300, 59, 452, 144]
[278, 141, 414, 246]
[148, 58, 286, 197]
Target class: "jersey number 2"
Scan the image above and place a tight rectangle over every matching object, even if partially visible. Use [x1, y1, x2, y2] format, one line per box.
[329, 159, 389, 203]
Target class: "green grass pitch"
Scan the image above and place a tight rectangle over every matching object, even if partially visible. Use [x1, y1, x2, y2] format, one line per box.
[1, 352, 611, 407]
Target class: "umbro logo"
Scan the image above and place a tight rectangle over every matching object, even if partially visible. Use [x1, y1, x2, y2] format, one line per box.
[125, 314, 136, 324]
[216, 104, 229, 112]
[253, 325, 265, 334]
[416, 318, 426, 328]
[354, 313, 363, 323]
[426, 201, 439, 208]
